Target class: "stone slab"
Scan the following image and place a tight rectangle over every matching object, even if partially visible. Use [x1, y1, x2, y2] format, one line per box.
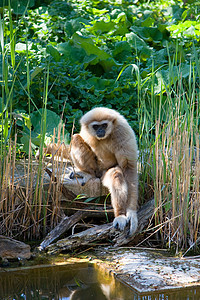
[97, 248, 200, 293]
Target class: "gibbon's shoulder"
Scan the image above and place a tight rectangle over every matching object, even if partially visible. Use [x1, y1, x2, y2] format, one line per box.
[80, 107, 127, 126]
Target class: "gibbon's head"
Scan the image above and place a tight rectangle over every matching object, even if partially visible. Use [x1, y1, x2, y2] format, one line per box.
[80, 107, 120, 140]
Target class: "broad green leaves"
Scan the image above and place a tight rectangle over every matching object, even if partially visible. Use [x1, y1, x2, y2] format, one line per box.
[126, 32, 152, 59]
[169, 20, 200, 41]
[72, 33, 118, 71]
[1, 0, 200, 150]
[0, 0, 35, 14]
[21, 109, 69, 153]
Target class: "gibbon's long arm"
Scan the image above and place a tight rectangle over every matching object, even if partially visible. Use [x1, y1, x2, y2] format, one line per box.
[103, 149, 138, 235]
[111, 135, 138, 235]
[70, 134, 98, 177]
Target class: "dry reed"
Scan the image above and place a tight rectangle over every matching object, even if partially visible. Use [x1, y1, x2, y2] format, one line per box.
[139, 80, 200, 253]
[0, 132, 66, 241]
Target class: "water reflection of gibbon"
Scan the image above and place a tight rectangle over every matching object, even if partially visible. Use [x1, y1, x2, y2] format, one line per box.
[70, 284, 108, 300]
[0, 263, 133, 300]
[65, 265, 130, 300]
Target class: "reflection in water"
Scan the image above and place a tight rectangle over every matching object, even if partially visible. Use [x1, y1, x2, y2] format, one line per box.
[0, 263, 133, 300]
[0, 263, 200, 300]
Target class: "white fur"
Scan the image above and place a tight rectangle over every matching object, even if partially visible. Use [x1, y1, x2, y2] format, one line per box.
[102, 168, 128, 197]
[126, 209, 138, 235]
[113, 215, 127, 231]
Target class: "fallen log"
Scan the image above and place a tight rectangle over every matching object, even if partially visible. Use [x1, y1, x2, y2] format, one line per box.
[38, 206, 113, 251]
[46, 198, 155, 254]
[47, 223, 113, 255]
[38, 211, 87, 251]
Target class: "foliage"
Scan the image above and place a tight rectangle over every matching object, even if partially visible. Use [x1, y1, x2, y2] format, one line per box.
[1, 0, 200, 250]
[2, 0, 200, 144]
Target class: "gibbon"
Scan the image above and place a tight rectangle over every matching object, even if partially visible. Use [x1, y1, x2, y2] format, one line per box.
[70, 107, 138, 235]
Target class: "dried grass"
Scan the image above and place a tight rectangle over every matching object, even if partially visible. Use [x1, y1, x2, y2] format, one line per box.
[139, 75, 200, 253]
[0, 136, 66, 240]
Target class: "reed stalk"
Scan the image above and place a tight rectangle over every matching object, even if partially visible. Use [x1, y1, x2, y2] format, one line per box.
[139, 51, 200, 253]
[0, 5, 64, 240]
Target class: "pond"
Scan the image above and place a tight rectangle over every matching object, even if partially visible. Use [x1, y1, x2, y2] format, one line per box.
[0, 263, 200, 300]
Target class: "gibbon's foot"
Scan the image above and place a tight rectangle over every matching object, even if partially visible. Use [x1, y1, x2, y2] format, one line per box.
[113, 215, 127, 231]
[126, 209, 138, 236]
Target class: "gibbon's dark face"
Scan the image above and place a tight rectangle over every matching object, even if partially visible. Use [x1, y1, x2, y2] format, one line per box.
[89, 120, 113, 139]
[93, 123, 107, 138]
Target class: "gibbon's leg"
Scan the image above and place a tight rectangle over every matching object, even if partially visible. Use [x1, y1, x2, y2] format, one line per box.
[125, 167, 138, 235]
[70, 134, 101, 177]
[102, 166, 128, 231]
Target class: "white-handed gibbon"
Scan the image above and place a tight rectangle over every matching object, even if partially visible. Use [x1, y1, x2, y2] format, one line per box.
[70, 107, 138, 235]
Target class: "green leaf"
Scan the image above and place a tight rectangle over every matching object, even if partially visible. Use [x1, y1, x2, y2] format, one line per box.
[84, 197, 98, 203]
[112, 41, 132, 59]
[30, 66, 44, 82]
[90, 8, 108, 15]
[21, 109, 70, 154]
[78, 77, 115, 92]
[72, 33, 118, 71]
[46, 45, 60, 62]
[0, 0, 35, 14]
[126, 32, 152, 58]
[88, 19, 115, 34]
[57, 41, 86, 64]
[31, 109, 67, 139]
[131, 26, 164, 43]
[87, 77, 115, 91]
[140, 10, 155, 27]
[64, 18, 88, 37]
[72, 32, 110, 59]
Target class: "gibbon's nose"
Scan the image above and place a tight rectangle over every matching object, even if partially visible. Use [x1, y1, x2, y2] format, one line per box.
[96, 129, 105, 138]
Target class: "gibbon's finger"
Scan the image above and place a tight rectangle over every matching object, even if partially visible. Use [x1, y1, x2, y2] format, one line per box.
[69, 171, 84, 179]
[69, 172, 75, 179]
[126, 209, 138, 235]
[69, 171, 86, 186]
[113, 215, 127, 231]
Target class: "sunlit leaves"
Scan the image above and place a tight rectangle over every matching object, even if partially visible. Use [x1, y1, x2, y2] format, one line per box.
[169, 20, 200, 40]
[2, 0, 200, 145]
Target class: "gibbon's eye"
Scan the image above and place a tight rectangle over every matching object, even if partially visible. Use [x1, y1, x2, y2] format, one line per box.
[101, 123, 107, 129]
[93, 124, 99, 131]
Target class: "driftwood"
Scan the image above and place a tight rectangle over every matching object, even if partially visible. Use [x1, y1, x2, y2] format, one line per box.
[46, 199, 155, 255]
[47, 223, 113, 255]
[38, 206, 113, 251]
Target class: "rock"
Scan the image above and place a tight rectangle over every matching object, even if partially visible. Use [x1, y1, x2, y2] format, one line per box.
[0, 236, 31, 260]
[14, 160, 108, 198]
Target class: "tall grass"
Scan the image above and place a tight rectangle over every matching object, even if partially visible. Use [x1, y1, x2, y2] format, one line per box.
[0, 6, 64, 240]
[139, 53, 200, 254]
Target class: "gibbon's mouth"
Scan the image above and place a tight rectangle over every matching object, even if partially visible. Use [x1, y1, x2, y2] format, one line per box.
[96, 132, 105, 138]
[96, 135, 105, 140]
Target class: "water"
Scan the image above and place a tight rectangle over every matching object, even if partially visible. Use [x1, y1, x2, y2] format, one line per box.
[0, 263, 200, 300]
